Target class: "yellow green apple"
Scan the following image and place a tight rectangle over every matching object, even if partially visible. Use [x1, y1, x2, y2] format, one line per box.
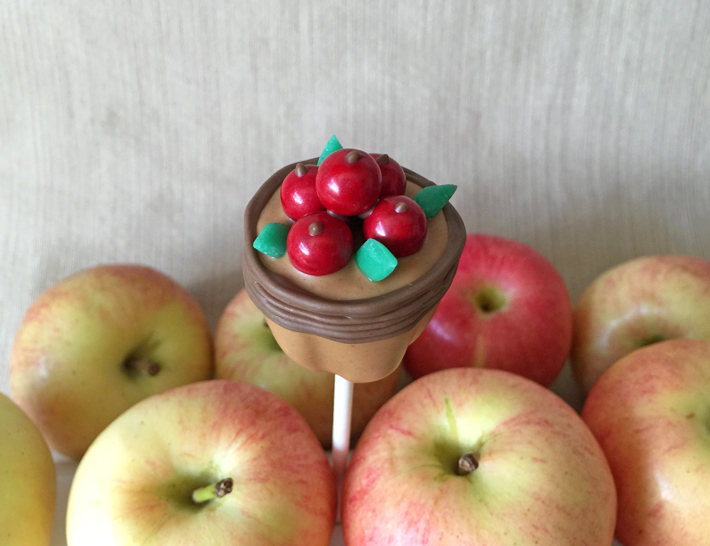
[582, 339, 710, 546]
[214, 288, 401, 447]
[571, 255, 710, 394]
[10, 264, 214, 459]
[66, 380, 336, 546]
[343, 368, 617, 545]
[0, 392, 56, 546]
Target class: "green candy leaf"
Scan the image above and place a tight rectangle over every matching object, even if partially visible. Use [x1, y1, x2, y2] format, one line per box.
[355, 239, 398, 282]
[413, 184, 457, 218]
[253, 223, 291, 258]
[317, 135, 343, 165]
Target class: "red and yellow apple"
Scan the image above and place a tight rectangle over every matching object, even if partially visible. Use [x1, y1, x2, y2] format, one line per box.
[214, 288, 401, 447]
[403, 233, 573, 386]
[0, 392, 56, 546]
[582, 339, 710, 546]
[342, 368, 617, 545]
[571, 255, 710, 394]
[10, 264, 214, 459]
[66, 380, 336, 546]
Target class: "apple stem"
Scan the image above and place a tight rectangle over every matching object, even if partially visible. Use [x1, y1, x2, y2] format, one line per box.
[457, 453, 479, 475]
[345, 150, 362, 164]
[191, 478, 234, 504]
[295, 162, 308, 177]
[124, 355, 161, 377]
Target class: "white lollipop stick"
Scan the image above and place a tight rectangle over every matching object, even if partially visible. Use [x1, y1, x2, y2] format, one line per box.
[332, 373, 354, 522]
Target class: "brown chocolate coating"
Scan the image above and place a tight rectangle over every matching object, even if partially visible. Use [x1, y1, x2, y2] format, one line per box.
[242, 159, 466, 344]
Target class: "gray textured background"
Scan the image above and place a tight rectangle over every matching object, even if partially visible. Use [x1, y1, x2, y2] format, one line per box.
[2, 0, 709, 404]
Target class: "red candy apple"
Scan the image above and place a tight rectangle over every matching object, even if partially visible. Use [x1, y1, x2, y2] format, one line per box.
[316, 149, 382, 216]
[370, 153, 406, 197]
[403, 233, 573, 386]
[362, 195, 427, 257]
[280, 163, 325, 220]
[286, 211, 353, 276]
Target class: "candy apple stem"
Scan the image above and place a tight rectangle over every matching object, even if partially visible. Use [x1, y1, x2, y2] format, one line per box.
[457, 453, 479, 475]
[191, 478, 234, 504]
[332, 374, 354, 522]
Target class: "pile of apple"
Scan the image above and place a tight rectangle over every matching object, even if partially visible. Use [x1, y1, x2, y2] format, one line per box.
[257, 141, 455, 282]
[3, 228, 710, 544]
[345, 242, 710, 545]
[279, 149, 427, 277]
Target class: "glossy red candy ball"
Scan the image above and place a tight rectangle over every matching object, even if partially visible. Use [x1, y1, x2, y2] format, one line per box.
[370, 153, 407, 197]
[316, 149, 382, 216]
[280, 163, 325, 220]
[287, 212, 354, 276]
[362, 195, 427, 257]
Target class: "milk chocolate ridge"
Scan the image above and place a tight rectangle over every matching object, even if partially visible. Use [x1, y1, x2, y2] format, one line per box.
[243, 158, 466, 344]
